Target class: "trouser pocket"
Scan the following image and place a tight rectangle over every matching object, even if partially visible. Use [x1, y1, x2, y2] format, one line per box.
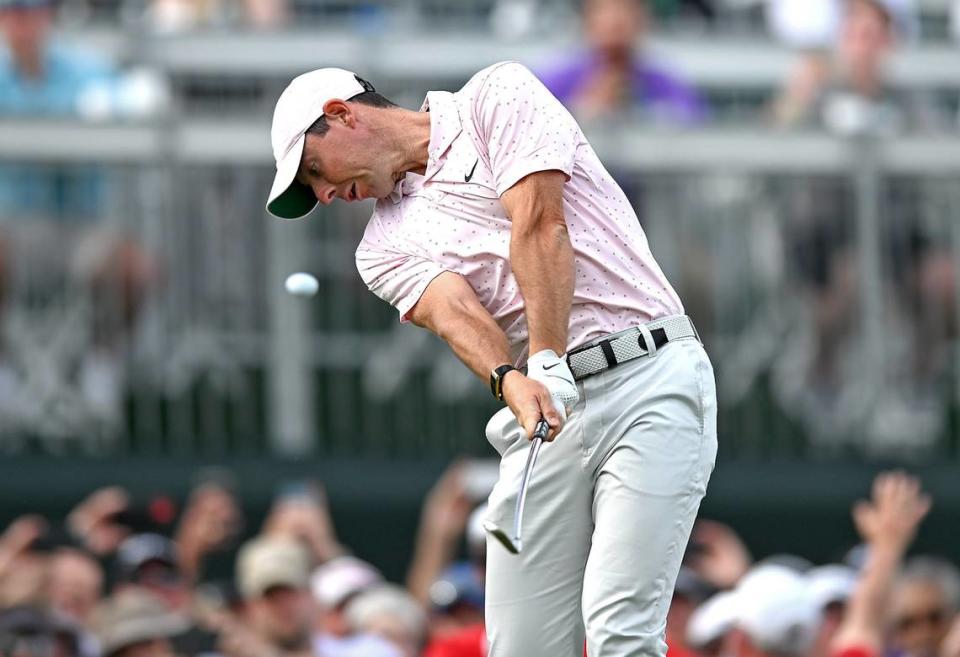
[484, 406, 523, 457]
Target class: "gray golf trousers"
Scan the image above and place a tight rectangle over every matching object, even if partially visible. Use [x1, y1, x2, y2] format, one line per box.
[484, 337, 718, 657]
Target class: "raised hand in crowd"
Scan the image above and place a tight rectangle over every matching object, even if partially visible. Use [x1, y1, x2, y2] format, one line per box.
[831, 471, 932, 656]
[0, 515, 46, 578]
[685, 519, 753, 590]
[0, 516, 50, 609]
[66, 486, 131, 555]
[176, 480, 243, 582]
[406, 461, 474, 606]
[263, 481, 344, 564]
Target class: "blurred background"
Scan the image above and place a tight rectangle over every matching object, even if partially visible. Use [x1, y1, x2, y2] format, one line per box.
[0, 0, 959, 654]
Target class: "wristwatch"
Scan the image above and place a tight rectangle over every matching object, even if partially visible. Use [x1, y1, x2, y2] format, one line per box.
[489, 364, 518, 401]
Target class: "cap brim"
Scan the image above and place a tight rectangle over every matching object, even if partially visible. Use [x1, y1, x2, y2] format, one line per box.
[100, 613, 190, 654]
[266, 133, 318, 220]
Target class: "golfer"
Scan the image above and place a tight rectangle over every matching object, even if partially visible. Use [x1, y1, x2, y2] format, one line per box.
[265, 62, 717, 657]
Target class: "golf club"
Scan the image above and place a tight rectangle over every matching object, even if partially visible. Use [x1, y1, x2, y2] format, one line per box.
[484, 418, 549, 554]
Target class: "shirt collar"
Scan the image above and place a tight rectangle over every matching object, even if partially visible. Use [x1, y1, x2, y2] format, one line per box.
[420, 91, 462, 181]
[388, 90, 462, 205]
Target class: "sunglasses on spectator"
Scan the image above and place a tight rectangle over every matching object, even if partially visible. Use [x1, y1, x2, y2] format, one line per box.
[895, 608, 947, 632]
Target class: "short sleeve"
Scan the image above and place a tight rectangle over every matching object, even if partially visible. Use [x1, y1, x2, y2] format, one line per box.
[355, 217, 446, 323]
[472, 62, 581, 197]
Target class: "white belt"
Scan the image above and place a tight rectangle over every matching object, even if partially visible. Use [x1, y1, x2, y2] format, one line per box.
[566, 315, 700, 381]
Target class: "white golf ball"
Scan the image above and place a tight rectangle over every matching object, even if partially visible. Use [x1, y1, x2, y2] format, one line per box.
[285, 272, 319, 297]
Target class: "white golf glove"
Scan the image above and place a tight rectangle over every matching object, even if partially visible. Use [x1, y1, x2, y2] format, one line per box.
[525, 349, 580, 421]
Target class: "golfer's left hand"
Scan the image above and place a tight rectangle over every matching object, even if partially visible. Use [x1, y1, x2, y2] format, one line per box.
[527, 349, 579, 414]
[507, 349, 580, 440]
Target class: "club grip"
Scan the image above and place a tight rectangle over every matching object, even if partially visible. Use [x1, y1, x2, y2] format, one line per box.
[533, 419, 549, 441]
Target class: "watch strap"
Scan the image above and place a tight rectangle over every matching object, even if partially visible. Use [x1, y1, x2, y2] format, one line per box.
[490, 364, 517, 401]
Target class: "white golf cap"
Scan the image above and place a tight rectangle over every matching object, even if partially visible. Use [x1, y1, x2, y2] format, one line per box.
[311, 555, 383, 609]
[266, 67, 371, 219]
[687, 564, 821, 657]
[687, 591, 740, 648]
[807, 564, 857, 609]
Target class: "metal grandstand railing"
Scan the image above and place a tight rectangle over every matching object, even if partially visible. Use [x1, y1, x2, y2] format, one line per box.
[0, 121, 958, 461]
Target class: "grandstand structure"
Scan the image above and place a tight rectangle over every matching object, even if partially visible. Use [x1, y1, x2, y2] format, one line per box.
[1, 0, 959, 464]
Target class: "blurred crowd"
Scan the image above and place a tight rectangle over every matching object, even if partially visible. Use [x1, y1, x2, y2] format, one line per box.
[0, 466, 957, 657]
[0, 0, 958, 455]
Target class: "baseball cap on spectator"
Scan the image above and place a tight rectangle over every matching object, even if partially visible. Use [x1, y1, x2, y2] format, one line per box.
[737, 565, 820, 656]
[687, 591, 740, 649]
[0, 606, 81, 656]
[756, 554, 813, 574]
[687, 564, 820, 657]
[807, 564, 857, 609]
[237, 537, 310, 599]
[266, 68, 373, 219]
[115, 533, 179, 584]
[429, 562, 485, 612]
[346, 584, 428, 653]
[312, 555, 383, 610]
[89, 590, 188, 657]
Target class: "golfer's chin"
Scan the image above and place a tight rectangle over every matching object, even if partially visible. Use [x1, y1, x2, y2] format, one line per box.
[371, 180, 398, 200]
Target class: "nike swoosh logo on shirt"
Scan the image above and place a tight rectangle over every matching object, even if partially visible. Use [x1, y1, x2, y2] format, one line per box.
[543, 362, 562, 370]
[464, 159, 479, 183]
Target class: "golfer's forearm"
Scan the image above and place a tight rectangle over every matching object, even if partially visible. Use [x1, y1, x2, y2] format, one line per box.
[431, 306, 513, 379]
[511, 221, 574, 355]
[409, 272, 513, 380]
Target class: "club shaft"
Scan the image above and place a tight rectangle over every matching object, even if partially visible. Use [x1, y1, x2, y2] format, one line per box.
[512, 420, 548, 545]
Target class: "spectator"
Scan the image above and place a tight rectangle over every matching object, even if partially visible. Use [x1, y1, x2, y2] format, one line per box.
[406, 463, 475, 609]
[420, 505, 488, 657]
[0, 0, 160, 447]
[113, 533, 220, 656]
[174, 476, 245, 585]
[345, 584, 427, 657]
[0, 605, 82, 657]
[689, 564, 822, 657]
[0, 0, 117, 219]
[114, 534, 189, 611]
[828, 472, 931, 657]
[889, 557, 960, 657]
[807, 564, 857, 657]
[311, 555, 402, 656]
[537, 0, 705, 124]
[89, 590, 187, 657]
[0, 0, 117, 116]
[46, 548, 103, 624]
[235, 537, 314, 655]
[771, 0, 934, 134]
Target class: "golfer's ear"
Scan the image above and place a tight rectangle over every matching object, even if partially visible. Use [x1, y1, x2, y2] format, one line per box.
[322, 99, 355, 127]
